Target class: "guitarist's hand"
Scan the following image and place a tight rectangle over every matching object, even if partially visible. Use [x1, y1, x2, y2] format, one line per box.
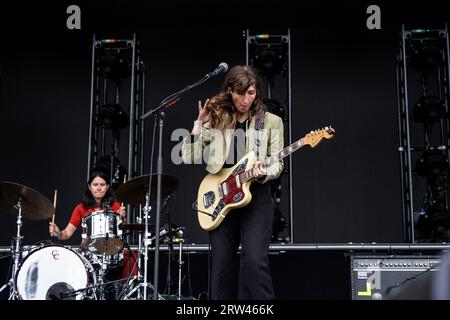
[197, 99, 211, 123]
[192, 99, 211, 135]
[253, 161, 267, 179]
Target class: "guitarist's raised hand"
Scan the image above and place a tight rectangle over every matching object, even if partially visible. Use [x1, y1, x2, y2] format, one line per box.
[253, 161, 267, 179]
[192, 99, 211, 135]
[197, 99, 211, 123]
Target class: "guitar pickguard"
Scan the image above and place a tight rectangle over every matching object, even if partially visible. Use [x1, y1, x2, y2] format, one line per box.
[232, 158, 248, 175]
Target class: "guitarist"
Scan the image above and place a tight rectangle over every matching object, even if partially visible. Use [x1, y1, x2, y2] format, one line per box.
[182, 65, 284, 300]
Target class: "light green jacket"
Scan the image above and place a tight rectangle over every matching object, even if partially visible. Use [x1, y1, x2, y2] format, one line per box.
[182, 112, 284, 183]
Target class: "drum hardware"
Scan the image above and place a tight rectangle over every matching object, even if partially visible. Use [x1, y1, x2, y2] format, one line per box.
[117, 174, 178, 300]
[94, 251, 128, 300]
[0, 181, 55, 300]
[0, 197, 23, 300]
[122, 192, 158, 300]
[78, 249, 126, 300]
[163, 227, 191, 300]
[174, 228, 186, 300]
[56, 277, 127, 299]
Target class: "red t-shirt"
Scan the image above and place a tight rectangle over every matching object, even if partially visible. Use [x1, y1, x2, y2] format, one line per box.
[69, 201, 122, 228]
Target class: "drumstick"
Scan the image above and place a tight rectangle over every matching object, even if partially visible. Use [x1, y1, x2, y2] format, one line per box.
[50, 189, 57, 237]
[121, 175, 127, 208]
[52, 189, 57, 224]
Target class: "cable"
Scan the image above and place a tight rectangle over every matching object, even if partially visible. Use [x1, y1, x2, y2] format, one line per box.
[192, 201, 214, 217]
[385, 266, 437, 295]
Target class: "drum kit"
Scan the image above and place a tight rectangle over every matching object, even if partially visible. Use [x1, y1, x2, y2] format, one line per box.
[0, 174, 181, 300]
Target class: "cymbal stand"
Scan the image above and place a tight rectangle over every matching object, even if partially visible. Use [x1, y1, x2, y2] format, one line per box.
[135, 212, 144, 299]
[123, 193, 161, 300]
[0, 197, 24, 300]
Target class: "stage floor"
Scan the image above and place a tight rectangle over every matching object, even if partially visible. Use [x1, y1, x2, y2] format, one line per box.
[0, 243, 447, 300]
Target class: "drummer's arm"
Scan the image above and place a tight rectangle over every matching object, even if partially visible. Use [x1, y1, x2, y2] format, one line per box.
[118, 205, 126, 221]
[59, 223, 77, 240]
[50, 223, 77, 240]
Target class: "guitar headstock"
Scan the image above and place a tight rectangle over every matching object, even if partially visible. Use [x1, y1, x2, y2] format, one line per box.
[303, 126, 335, 148]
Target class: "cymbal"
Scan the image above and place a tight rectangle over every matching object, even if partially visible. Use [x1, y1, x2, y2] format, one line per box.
[115, 174, 178, 205]
[119, 223, 155, 232]
[0, 181, 55, 220]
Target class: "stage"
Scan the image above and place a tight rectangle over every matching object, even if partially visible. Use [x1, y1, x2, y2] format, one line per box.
[1, 243, 447, 300]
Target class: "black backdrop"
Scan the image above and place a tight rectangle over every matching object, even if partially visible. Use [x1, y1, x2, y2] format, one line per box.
[0, 0, 449, 246]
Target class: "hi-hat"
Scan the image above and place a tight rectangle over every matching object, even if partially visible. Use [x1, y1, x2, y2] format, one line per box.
[115, 174, 178, 205]
[0, 181, 55, 220]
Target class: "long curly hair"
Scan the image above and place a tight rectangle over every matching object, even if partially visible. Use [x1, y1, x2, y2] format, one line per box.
[207, 65, 266, 131]
[82, 170, 115, 210]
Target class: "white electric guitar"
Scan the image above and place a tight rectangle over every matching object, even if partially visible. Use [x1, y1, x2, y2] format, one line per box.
[196, 126, 335, 231]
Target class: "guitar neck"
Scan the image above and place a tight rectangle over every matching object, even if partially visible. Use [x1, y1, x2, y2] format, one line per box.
[264, 137, 306, 166]
[240, 138, 306, 183]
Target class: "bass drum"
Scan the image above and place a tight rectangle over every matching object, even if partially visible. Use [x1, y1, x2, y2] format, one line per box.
[15, 245, 96, 300]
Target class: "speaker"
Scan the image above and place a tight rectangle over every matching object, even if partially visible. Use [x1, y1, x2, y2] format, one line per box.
[350, 255, 441, 300]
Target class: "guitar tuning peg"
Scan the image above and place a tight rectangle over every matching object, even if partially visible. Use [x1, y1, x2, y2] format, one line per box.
[310, 131, 314, 134]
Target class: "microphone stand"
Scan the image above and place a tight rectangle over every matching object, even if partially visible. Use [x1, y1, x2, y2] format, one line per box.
[141, 70, 220, 300]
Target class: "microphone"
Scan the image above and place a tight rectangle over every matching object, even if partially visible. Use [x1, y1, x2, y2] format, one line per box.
[207, 62, 228, 77]
[102, 196, 112, 211]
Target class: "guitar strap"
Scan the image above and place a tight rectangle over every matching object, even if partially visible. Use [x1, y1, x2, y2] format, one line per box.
[253, 110, 265, 157]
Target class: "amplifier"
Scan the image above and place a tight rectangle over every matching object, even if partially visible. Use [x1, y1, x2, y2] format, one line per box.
[350, 255, 441, 300]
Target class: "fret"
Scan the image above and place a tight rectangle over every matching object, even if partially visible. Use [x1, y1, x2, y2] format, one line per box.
[241, 136, 310, 180]
[240, 169, 253, 183]
[262, 138, 305, 167]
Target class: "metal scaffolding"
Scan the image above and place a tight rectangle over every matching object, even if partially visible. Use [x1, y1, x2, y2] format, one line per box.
[246, 29, 293, 243]
[86, 33, 146, 223]
[397, 24, 450, 243]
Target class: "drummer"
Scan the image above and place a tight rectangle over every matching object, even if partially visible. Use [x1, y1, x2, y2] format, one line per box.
[49, 170, 126, 240]
[49, 170, 138, 299]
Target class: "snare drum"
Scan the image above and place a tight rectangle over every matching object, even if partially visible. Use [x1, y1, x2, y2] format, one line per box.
[81, 210, 124, 255]
[15, 245, 96, 300]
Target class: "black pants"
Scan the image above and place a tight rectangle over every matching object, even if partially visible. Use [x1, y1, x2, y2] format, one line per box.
[209, 182, 275, 300]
